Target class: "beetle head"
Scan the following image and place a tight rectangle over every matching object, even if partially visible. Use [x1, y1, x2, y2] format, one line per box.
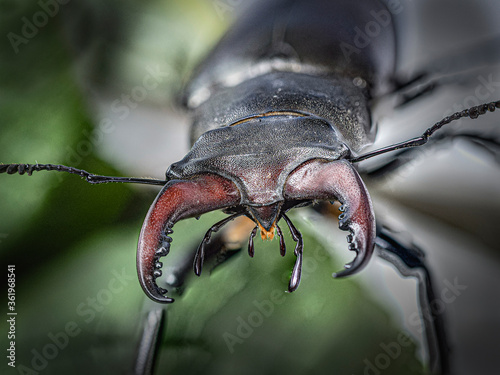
[137, 114, 375, 302]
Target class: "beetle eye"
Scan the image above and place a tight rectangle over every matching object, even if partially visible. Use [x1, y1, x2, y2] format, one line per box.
[165, 163, 181, 179]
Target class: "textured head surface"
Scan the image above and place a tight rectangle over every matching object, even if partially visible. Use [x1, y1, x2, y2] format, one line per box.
[167, 114, 350, 206]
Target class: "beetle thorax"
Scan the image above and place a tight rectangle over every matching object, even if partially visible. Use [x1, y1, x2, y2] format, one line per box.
[167, 114, 350, 207]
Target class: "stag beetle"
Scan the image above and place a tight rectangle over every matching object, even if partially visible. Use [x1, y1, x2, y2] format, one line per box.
[2, 0, 500, 373]
[2, 0, 498, 302]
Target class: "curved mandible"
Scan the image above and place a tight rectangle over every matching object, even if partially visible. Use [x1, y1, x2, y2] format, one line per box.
[284, 159, 376, 277]
[137, 174, 241, 303]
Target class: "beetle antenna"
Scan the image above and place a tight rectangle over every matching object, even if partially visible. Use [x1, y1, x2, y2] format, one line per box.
[0, 163, 167, 186]
[350, 100, 500, 163]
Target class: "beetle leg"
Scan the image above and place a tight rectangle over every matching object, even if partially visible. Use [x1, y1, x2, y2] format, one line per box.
[375, 225, 450, 375]
[134, 309, 165, 375]
[282, 214, 304, 292]
[390, 72, 437, 108]
[164, 230, 247, 296]
[137, 174, 241, 303]
[176, 215, 254, 282]
[247, 226, 258, 258]
[276, 224, 286, 257]
[284, 159, 376, 278]
[194, 212, 244, 276]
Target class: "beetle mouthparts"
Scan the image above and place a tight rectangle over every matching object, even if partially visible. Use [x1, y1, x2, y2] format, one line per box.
[246, 202, 282, 240]
[284, 159, 376, 278]
[137, 174, 241, 303]
[137, 159, 374, 303]
[258, 222, 276, 241]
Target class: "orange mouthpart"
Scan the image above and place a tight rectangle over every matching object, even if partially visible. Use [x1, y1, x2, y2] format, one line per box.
[258, 221, 276, 241]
